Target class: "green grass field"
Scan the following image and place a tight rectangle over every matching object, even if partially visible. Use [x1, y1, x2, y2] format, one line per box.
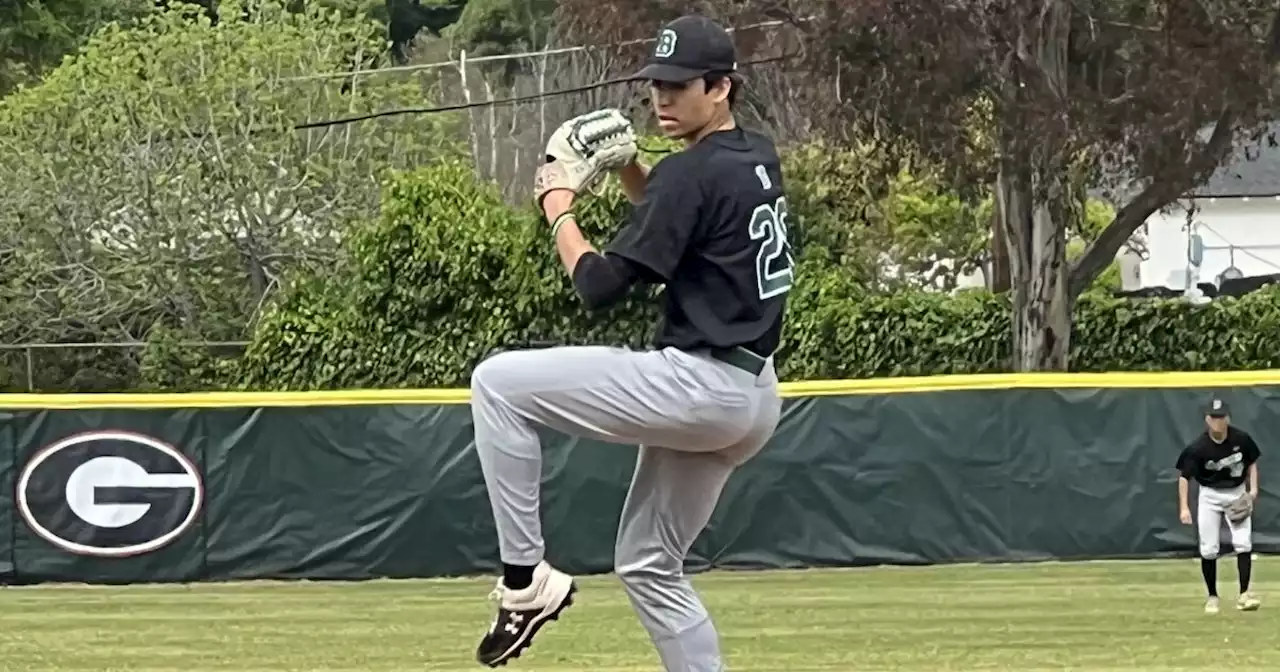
[1, 559, 1277, 671]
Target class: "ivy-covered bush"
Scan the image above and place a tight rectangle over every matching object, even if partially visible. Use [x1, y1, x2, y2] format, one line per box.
[236, 158, 658, 390]
[233, 150, 1280, 391]
[776, 259, 1012, 380]
[1070, 288, 1280, 371]
[783, 281, 1280, 380]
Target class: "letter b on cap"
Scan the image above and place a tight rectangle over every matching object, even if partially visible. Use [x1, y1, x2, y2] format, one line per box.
[654, 29, 677, 58]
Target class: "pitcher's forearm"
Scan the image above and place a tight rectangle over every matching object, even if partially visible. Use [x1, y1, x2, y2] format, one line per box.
[618, 161, 650, 204]
[542, 191, 593, 276]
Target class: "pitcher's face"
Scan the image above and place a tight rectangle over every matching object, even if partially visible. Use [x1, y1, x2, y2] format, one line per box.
[648, 76, 729, 140]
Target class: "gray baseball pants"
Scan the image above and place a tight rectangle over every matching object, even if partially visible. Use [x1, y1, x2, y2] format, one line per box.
[470, 344, 782, 672]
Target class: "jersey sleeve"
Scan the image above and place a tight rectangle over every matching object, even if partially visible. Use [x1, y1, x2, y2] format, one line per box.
[605, 157, 703, 282]
[1175, 446, 1196, 478]
[1243, 433, 1262, 465]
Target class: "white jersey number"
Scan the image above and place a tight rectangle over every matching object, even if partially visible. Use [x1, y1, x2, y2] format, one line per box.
[749, 196, 795, 300]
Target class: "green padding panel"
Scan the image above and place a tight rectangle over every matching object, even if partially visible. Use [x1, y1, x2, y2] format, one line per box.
[9, 409, 207, 584]
[2, 385, 1276, 583]
[0, 411, 14, 581]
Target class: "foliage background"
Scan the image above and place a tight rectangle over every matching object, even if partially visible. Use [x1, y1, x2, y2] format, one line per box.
[2, 0, 1277, 392]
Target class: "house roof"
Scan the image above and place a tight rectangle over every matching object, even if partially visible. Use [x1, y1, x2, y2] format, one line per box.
[1090, 123, 1280, 204]
[1187, 124, 1280, 198]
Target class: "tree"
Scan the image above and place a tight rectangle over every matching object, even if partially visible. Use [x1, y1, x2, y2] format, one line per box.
[0, 0, 461, 389]
[444, 0, 556, 57]
[560, 0, 1280, 370]
[0, 0, 150, 96]
[384, 0, 469, 62]
[781, 140, 988, 292]
[780, 0, 1280, 370]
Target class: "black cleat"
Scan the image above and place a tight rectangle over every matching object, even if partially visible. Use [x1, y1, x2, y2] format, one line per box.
[476, 561, 577, 668]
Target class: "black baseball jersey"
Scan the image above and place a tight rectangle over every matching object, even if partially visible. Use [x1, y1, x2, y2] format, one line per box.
[606, 127, 791, 356]
[1176, 426, 1261, 489]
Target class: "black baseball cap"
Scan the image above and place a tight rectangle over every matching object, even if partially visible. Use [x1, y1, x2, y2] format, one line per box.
[631, 15, 738, 83]
[1206, 397, 1230, 417]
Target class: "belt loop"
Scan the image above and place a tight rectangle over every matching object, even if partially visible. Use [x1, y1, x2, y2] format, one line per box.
[756, 355, 773, 387]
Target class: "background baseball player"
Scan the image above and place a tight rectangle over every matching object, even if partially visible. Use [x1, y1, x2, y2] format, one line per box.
[470, 14, 791, 671]
[1176, 397, 1262, 613]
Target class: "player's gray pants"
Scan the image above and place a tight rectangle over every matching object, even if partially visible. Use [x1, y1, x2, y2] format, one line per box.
[470, 345, 782, 672]
[1198, 484, 1252, 559]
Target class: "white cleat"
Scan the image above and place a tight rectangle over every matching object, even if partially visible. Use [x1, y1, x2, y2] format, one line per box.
[475, 560, 577, 668]
[1205, 596, 1220, 614]
[1237, 592, 1261, 612]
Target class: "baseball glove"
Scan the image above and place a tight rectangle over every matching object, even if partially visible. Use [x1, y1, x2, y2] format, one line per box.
[533, 108, 637, 208]
[1226, 492, 1255, 522]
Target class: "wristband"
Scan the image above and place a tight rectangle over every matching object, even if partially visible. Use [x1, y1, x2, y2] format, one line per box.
[551, 211, 576, 237]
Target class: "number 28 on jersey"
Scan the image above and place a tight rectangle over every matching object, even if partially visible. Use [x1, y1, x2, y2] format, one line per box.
[749, 195, 794, 300]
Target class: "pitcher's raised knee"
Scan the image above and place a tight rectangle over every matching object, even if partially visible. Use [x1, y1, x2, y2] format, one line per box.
[470, 350, 524, 400]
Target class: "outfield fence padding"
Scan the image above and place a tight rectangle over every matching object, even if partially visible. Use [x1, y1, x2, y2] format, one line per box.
[0, 373, 1277, 585]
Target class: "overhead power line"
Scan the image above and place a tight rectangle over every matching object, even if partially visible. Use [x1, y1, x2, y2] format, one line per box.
[132, 15, 813, 142]
[286, 53, 798, 133]
[154, 49, 798, 144]
[280, 17, 813, 84]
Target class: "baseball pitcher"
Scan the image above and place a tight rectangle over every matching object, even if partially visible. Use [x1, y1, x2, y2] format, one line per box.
[471, 15, 791, 671]
[1176, 397, 1262, 613]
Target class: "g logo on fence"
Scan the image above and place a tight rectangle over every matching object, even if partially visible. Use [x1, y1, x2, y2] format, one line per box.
[16, 430, 203, 558]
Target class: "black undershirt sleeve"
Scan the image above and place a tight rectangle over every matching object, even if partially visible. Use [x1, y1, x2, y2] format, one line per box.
[571, 251, 642, 311]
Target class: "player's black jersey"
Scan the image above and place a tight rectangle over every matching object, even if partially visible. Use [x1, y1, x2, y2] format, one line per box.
[606, 127, 790, 356]
[1176, 426, 1261, 489]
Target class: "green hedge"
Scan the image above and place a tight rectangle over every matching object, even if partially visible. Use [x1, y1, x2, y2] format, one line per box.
[782, 262, 1280, 379]
[237, 158, 659, 390]
[231, 152, 1280, 391]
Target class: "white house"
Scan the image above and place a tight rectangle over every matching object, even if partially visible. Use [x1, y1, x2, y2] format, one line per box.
[1137, 130, 1280, 292]
[891, 127, 1280, 296]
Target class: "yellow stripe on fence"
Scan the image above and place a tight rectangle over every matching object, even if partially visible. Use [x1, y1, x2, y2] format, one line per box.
[2, 369, 1280, 409]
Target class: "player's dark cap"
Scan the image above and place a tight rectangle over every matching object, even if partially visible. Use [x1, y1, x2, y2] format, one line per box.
[1206, 397, 1230, 417]
[631, 15, 738, 83]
